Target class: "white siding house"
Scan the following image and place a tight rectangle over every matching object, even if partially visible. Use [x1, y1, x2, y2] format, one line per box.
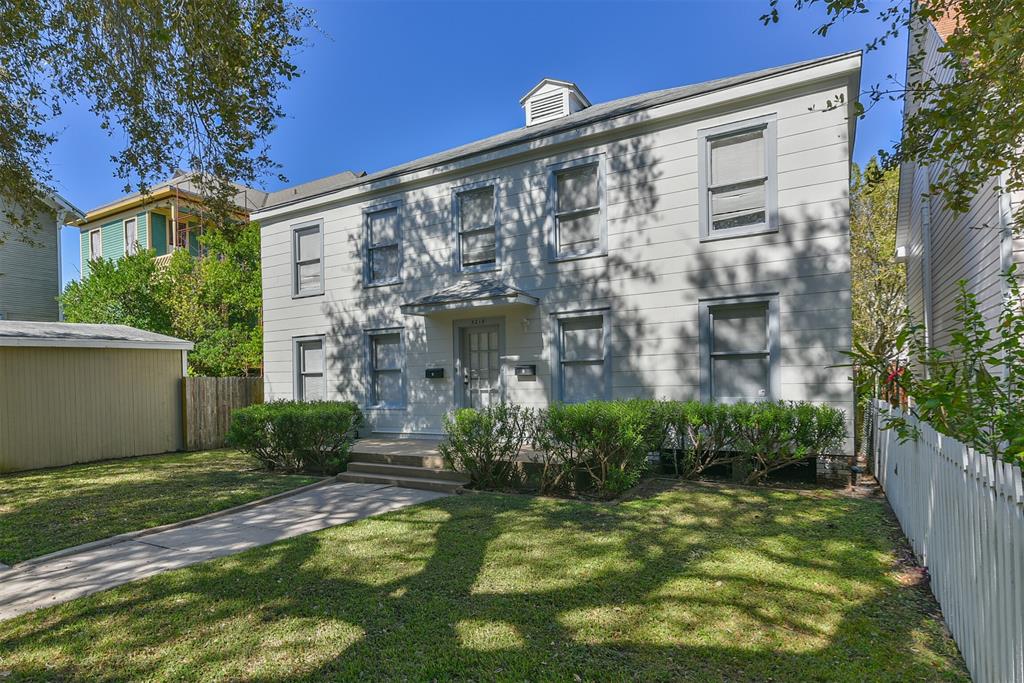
[896, 18, 1022, 350]
[255, 53, 861, 481]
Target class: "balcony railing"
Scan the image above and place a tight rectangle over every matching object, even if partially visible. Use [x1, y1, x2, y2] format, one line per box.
[154, 253, 175, 270]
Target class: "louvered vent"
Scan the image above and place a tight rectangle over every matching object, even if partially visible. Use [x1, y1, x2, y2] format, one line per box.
[521, 78, 590, 127]
[528, 92, 566, 124]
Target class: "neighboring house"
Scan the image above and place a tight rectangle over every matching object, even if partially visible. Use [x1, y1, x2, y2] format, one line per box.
[896, 14, 1022, 350]
[0, 193, 84, 321]
[254, 52, 862, 482]
[75, 169, 366, 278]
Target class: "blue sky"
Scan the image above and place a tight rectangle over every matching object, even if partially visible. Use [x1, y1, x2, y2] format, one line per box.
[52, 0, 906, 287]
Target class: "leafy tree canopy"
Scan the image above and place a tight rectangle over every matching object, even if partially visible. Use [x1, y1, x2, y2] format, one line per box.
[0, 0, 313, 243]
[61, 222, 263, 376]
[764, 0, 1024, 226]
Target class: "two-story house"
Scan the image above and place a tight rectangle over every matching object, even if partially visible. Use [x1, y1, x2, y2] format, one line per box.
[0, 193, 83, 321]
[896, 12, 1022, 352]
[254, 52, 861, 483]
[74, 171, 268, 277]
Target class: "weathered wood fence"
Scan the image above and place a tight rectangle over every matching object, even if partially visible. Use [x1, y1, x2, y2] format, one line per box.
[873, 400, 1024, 682]
[182, 377, 263, 451]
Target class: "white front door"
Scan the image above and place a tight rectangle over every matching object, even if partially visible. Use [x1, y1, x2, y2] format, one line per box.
[460, 324, 501, 409]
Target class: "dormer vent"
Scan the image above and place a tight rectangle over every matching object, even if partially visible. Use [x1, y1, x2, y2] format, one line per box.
[520, 78, 591, 127]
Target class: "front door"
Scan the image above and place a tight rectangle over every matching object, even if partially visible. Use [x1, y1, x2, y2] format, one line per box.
[460, 324, 501, 409]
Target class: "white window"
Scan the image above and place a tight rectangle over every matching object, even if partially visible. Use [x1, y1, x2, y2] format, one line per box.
[550, 157, 605, 260]
[294, 336, 325, 401]
[455, 186, 497, 270]
[124, 218, 138, 256]
[556, 312, 610, 403]
[365, 204, 401, 286]
[699, 116, 777, 239]
[89, 229, 102, 261]
[700, 296, 779, 403]
[368, 330, 405, 407]
[292, 221, 324, 297]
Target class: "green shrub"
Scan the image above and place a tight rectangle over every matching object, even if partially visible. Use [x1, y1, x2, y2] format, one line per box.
[657, 401, 738, 478]
[533, 400, 663, 498]
[439, 403, 534, 489]
[732, 401, 847, 484]
[227, 401, 364, 475]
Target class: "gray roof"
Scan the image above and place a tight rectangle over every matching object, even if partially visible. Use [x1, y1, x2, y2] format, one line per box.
[262, 170, 365, 207]
[0, 321, 193, 350]
[259, 51, 859, 213]
[401, 278, 539, 315]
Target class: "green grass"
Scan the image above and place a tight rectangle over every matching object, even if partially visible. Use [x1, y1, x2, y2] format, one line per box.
[0, 450, 319, 565]
[0, 482, 966, 681]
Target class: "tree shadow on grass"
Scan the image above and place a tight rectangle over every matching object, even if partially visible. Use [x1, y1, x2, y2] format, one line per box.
[0, 486, 967, 682]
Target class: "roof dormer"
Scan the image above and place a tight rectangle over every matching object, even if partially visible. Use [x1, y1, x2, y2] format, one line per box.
[519, 78, 591, 127]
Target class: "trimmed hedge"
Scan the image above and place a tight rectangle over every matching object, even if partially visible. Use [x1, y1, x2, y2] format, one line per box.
[440, 400, 847, 495]
[226, 401, 364, 475]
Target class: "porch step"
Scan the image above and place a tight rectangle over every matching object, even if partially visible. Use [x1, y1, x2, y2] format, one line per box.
[349, 451, 448, 470]
[337, 471, 465, 494]
[347, 461, 469, 483]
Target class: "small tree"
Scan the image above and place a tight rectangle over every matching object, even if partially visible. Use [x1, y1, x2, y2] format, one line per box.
[61, 250, 173, 334]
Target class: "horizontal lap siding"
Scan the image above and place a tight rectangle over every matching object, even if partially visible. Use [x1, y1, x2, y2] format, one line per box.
[261, 79, 853, 443]
[0, 347, 183, 471]
[0, 208, 59, 321]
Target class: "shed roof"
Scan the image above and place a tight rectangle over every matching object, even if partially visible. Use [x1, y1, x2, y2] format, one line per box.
[0, 322, 193, 350]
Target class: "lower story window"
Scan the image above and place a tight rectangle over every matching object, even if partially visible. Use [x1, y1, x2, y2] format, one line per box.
[368, 330, 405, 408]
[700, 296, 778, 403]
[556, 312, 609, 403]
[295, 336, 325, 401]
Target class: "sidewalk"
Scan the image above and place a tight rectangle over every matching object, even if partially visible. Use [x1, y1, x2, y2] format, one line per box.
[0, 482, 447, 621]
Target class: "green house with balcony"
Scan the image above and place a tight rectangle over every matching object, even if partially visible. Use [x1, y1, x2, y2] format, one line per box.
[75, 171, 267, 277]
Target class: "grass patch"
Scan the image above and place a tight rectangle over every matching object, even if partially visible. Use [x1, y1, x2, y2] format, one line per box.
[0, 482, 966, 681]
[0, 449, 319, 565]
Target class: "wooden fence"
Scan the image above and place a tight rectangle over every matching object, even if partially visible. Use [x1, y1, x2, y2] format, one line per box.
[182, 377, 264, 451]
[873, 400, 1024, 682]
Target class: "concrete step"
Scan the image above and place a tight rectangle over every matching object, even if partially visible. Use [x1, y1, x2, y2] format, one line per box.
[337, 471, 466, 495]
[348, 450, 448, 469]
[348, 461, 469, 483]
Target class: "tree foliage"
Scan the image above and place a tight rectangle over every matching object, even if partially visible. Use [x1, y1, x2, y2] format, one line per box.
[0, 0, 313, 243]
[61, 222, 263, 377]
[764, 0, 1024, 226]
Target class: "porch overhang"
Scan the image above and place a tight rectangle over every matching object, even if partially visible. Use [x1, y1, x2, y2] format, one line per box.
[400, 278, 539, 316]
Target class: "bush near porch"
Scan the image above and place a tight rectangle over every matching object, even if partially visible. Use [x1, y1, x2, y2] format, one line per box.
[227, 401, 364, 475]
[440, 400, 847, 497]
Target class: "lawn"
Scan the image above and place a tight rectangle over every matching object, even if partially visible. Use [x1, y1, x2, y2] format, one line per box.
[0, 481, 966, 681]
[0, 450, 319, 565]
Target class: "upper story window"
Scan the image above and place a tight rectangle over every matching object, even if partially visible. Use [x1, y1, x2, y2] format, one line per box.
[364, 202, 402, 286]
[294, 335, 326, 401]
[291, 220, 324, 298]
[699, 295, 779, 403]
[367, 329, 405, 408]
[124, 218, 138, 256]
[454, 184, 497, 271]
[698, 116, 778, 240]
[555, 310, 610, 403]
[89, 229, 102, 261]
[549, 155, 606, 261]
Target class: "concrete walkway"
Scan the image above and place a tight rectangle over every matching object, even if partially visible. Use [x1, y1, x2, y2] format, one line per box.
[0, 482, 447, 622]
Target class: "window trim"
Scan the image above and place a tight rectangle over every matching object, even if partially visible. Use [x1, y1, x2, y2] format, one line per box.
[698, 294, 780, 403]
[88, 228, 102, 261]
[698, 115, 778, 242]
[363, 200, 403, 288]
[452, 180, 500, 273]
[123, 217, 138, 256]
[547, 153, 608, 262]
[364, 326, 407, 410]
[551, 307, 612, 402]
[293, 334, 326, 402]
[290, 218, 325, 299]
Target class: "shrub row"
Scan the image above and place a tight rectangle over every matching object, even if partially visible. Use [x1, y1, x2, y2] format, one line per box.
[440, 400, 847, 497]
[227, 401, 364, 475]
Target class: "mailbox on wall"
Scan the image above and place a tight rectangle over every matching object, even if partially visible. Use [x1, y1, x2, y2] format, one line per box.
[425, 367, 445, 379]
[513, 365, 536, 377]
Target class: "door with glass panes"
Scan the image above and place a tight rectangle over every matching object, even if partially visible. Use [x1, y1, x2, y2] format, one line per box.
[459, 325, 501, 409]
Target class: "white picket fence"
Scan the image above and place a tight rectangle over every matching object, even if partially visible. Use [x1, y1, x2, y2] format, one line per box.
[873, 400, 1024, 683]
